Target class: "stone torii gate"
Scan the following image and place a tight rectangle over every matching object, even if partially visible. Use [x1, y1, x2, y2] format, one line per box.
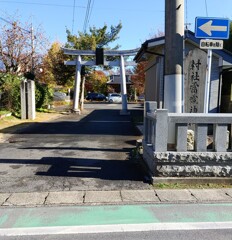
[62, 48, 138, 115]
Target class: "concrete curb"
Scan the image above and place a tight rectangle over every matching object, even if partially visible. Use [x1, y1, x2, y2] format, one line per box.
[1, 189, 232, 207]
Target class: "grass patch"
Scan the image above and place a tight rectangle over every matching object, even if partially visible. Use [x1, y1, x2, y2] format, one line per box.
[36, 108, 56, 113]
[153, 182, 232, 189]
[0, 110, 11, 115]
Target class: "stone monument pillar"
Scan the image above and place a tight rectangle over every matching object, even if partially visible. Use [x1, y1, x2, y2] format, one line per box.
[184, 48, 207, 113]
[20, 79, 36, 120]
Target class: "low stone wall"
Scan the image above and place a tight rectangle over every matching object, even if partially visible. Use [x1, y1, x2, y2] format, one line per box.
[143, 142, 232, 177]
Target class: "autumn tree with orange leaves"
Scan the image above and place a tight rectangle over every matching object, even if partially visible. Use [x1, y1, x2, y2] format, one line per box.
[131, 61, 147, 96]
[85, 70, 108, 94]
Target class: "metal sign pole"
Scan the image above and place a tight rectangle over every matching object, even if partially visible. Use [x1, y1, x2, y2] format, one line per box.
[204, 49, 212, 113]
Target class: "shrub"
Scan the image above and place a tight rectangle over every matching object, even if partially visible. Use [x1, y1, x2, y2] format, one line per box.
[0, 73, 53, 114]
[35, 82, 53, 109]
[0, 73, 21, 113]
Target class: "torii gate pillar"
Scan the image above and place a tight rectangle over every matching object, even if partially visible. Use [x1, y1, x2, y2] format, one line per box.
[120, 55, 129, 115]
[73, 55, 82, 113]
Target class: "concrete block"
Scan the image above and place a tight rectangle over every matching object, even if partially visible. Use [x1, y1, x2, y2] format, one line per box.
[190, 189, 232, 202]
[155, 189, 196, 202]
[45, 191, 84, 205]
[121, 190, 159, 202]
[154, 109, 168, 151]
[84, 191, 122, 203]
[176, 123, 188, 152]
[214, 124, 228, 152]
[195, 124, 207, 152]
[3, 192, 48, 206]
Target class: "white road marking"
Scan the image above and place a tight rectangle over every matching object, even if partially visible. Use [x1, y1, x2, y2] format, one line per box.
[1, 222, 232, 236]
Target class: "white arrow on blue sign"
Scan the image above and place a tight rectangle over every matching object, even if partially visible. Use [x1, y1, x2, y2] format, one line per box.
[195, 17, 230, 39]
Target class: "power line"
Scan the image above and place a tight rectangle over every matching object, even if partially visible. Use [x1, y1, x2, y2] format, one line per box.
[83, 0, 91, 33]
[88, 0, 95, 27]
[83, 0, 94, 33]
[205, 0, 208, 17]
[0, 0, 85, 9]
[72, 0, 76, 33]
[184, 0, 191, 30]
[0, 16, 31, 33]
[0, 0, 163, 13]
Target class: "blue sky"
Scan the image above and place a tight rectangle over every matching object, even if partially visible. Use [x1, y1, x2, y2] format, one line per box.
[0, 0, 231, 50]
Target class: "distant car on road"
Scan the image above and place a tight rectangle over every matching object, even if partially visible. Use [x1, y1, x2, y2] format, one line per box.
[138, 94, 145, 101]
[86, 92, 106, 101]
[53, 91, 67, 101]
[107, 93, 122, 103]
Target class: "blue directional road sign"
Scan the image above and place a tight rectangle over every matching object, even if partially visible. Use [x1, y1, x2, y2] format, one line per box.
[195, 17, 230, 39]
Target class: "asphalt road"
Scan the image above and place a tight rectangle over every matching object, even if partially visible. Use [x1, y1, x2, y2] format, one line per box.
[1, 103, 232, 240]
[1, 203, 232, 239]
[1, 230, 232, 240]
[0, 103, 149, 192]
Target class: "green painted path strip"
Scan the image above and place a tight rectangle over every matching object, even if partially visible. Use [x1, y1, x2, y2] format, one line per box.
[0, 203, 232, 229]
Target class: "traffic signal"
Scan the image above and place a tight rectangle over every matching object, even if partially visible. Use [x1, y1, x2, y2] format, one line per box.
[95, 48, 104, 65]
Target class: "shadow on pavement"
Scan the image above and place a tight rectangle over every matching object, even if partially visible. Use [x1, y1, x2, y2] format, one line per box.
[0, 106, 148, 186]
[0, 157, 145, 181]
[1, 109, 142, 137]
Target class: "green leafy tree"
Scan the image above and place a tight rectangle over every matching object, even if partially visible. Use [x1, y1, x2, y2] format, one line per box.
[65, 23, 122, 50]
[40, 23, 122, 91]
[65, 23, 122, 104]
[0, 73, 21, 112]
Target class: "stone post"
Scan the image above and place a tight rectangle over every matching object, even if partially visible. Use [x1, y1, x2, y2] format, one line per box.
[20, 79, 27, 120]
[27, 80, 36, 120]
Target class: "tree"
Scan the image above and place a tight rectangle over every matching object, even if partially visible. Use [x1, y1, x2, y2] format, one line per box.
[131, 61, 146, 96]
[64, 23, 122, 106]
[65, 23, 122, 50]
[224, 23, 232, 52]
[0, 73, 21, 112]
[39, 42, 74, 88]
[0, 15, 48, 75]
[85, 70, 108, 94]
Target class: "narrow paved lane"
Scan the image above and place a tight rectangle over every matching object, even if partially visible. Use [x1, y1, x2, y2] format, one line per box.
[0, 104, 149, 192]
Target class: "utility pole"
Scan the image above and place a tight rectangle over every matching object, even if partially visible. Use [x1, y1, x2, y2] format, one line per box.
[164, 0, 184, 113]
[164, 0, 184, 146]
[31, 25, 35, 73]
